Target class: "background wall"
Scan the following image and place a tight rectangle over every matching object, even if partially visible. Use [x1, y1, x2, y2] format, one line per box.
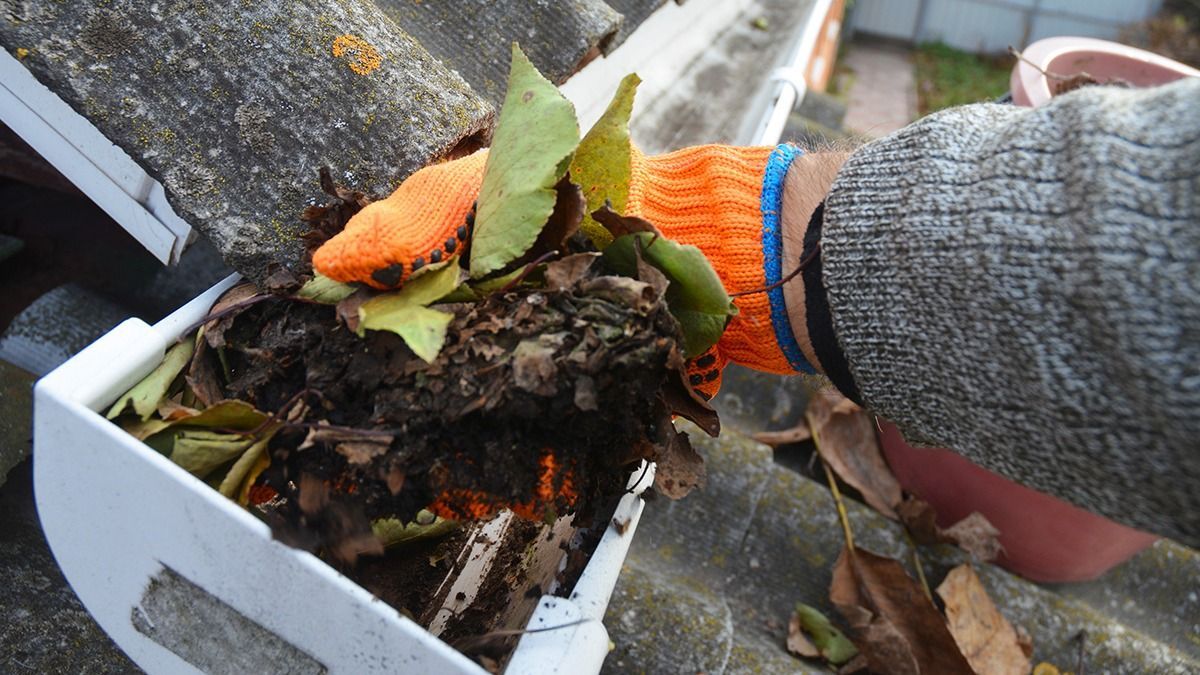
[849, 0, 1164, 53]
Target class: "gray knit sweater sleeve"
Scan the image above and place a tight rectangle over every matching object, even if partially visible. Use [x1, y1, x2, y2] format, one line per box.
[821, 77, 1200, 545]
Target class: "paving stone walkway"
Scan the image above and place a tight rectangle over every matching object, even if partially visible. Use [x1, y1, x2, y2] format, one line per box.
[840, 38, 919, 137]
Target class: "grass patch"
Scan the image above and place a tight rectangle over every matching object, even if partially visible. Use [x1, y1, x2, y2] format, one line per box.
[914, 42, 1012, 115]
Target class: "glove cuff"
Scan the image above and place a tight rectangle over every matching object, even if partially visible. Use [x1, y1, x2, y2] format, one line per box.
[628, 144, 814, 375]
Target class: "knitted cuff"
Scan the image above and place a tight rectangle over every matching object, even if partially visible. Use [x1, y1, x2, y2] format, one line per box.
[762, 144, 816, 374]
[628, 144, 814, 375]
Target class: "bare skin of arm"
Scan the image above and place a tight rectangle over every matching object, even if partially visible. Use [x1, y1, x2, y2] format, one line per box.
[780, 152, 850, 375]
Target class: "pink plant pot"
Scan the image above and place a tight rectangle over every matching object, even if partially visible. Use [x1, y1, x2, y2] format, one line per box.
[878, 420, 1158, 583]
[1011, 36, 1200, 108]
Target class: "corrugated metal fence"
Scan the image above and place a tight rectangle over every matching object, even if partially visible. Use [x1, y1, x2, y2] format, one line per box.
[849, 0, 1163, 53]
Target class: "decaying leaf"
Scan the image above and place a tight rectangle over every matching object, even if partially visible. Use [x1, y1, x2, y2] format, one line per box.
[203, 282, 262, 349]
[653, 427, 706, 499]
[787, 603, 858, 665]
[544, 252, 600, 291]
[807, 389, 902, 519]
[787, 611, 820, 659]
[121, 399, 269, 441]
[358, 259, 463, 362]
[660, 371, 720, 437]
[943, 512, 1004, 562]
[830, 546, 974, 675]
[524, 177, 586, 263]
[591, 203, 661, 240]
[169, 430, 256, 479]
[571, 73, 640, 247]
[297, 273, 357, 304]
[470, 44, 580, 278]
[372, 511, 459, 548]
[937, 564, 1032, 675]
[603, 232, 736, 357]
[897, 496, 1003, 562]
[186, 332, 225, 409]
[106, 340, 195, 422]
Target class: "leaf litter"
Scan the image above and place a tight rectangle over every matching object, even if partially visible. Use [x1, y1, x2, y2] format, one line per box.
[104, 44, 737, 666]
[775, 388, 1027, 673]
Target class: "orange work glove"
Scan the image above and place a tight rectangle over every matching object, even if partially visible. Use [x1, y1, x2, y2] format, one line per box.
[313, 143, 815, 399]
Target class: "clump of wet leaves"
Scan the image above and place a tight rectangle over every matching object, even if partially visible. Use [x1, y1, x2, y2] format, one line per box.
[106, 45, 732, 563]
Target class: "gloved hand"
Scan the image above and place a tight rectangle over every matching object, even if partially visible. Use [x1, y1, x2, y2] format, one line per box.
[313, 143, 816, 400]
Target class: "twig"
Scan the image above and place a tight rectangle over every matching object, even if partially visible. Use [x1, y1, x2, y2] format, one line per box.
[730, 241, 821, 298]
[451, 618, 593, 653]
[813, 414, 856, 553]
[1076, 629, 1087, 675]
[498, 250, 560, 294]
[1007, 45, 1091, 83]
[178, 294, 274, 340]
[907, 534, 933, 602]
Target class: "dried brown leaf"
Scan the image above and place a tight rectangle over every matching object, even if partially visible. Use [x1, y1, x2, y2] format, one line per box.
[591, 203, 661, 238]
[186, 335, 225, 408]
[897, 495, 943, 545]
[512, 339, 559, 396]
[335, 287, 371, 334]
[530, 177, 586, 259]
[660, 371, 721, 437]
[943, 512, 1003, 562]
[336, 441, 390, 465]
[787, 611, 821, 658]
[653, 428, 706, 499]
[204, 282, 262, 349]
[807, 389, 902, 519]
[898, 496, 1004, 562]
[543, 252, 599, 291]
[937, 564, 1032, 675]
[830, 547, 974, 675]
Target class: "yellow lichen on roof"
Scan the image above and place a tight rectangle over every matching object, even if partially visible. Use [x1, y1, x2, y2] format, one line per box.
[331, 34, 381, 76]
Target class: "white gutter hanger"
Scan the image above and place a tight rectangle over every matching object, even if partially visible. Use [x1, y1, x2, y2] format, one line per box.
[0, 48, 194, 265]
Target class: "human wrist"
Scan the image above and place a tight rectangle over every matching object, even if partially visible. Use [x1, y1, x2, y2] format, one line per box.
[780, 152, 849, 376]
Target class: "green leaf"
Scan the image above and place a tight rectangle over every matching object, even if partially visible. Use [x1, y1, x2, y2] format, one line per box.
[571, 73, 640, 249]
[296, 273, 356, 304]
[603, 233, 736, 357]
[372, 512, 459, 548]
[106, 340, 196, 421]
[359, 260, 462, 362]
[169, 430, 255, 479]
[794, 603, 858, 665]
[469, 44, 580, 278]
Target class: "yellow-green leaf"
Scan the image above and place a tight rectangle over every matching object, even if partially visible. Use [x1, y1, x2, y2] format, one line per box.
[571, 73, 640, 248]
[106, 340, 195, 421]
[358, 260, 462, 362]
[126, 399, 270, 441]
[372, 512, 459, 548]
[364, 305, 453, 363]
[169, 430, 254, 479]
[220, 430, 276, 503]
[470, 44, 580, 278]
[793, 603, 858, 665]
[296, 273, 356, 304]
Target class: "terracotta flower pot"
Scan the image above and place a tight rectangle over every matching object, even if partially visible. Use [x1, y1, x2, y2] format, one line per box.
[1011, 36, 1200, 108]
[877, 420, 1157, 583]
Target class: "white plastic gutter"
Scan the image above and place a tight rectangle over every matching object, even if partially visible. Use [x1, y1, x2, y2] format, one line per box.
[754, 0, 836, 145]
